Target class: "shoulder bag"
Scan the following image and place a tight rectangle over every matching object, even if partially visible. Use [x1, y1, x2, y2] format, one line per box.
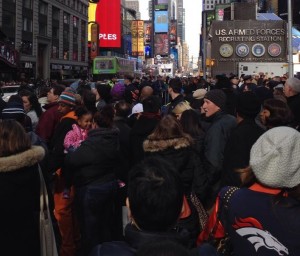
[39, 166, 59, 256]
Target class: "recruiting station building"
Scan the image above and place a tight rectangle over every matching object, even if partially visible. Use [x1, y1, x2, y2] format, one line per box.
[209, 20, 287, 77]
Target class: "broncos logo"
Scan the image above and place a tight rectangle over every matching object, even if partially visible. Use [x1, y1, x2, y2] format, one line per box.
[233, 217, 289, 255]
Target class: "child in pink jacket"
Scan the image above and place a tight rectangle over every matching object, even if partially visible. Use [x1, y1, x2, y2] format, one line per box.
[63, 107, 92, 198]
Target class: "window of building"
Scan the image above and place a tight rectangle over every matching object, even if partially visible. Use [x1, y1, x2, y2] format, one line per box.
[23, 17, 33, 32]
[3, 13, 15, 29]
[23, 0, 32, 9]
[63, 12, 70, 24]
[39, 1, 48, 15]
[73, 16, 78, 28]
[53, 7, 60, 20]
[39, 23, 47, 36]
[52, 27, 59, 38]
[73, 33, 78, 42]
[73, 50, 78, 61]
[64, 49, 69, 60]
[20, 40, 32, 55]
[51, 46, 58, 59]
[63, 30, 69, 44]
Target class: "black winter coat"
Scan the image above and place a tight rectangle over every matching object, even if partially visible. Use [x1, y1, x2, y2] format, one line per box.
[221, 118, 265, 187]
[0, 146, 45, 256]
[143, 136, 205, 197]
[65, 127, 120, 187]
[129, 114, 160, 166]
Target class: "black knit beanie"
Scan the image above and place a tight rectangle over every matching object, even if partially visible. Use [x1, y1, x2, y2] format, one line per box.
[204, 89, 226, 110]
[236, 91, 261, 118]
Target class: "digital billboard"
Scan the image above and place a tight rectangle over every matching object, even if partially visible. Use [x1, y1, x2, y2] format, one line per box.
[145, 45, 152, 58]
[90, 23, 99, 60]
[154, 33, 169, 56]
[169, 20, 177, 45]
[131, 21, 138, 56]
[137, 20, 144, 56]
[155, 11, 168, 33]
[131, 20, 145, 56]
[144, 21, 152, 45]
[88, 0, 121, 48]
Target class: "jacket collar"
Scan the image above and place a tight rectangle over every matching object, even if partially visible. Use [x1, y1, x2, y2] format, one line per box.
[143, 136, 191, 152]
[124, 223, 189, 250]
[0, 146, 45, 173]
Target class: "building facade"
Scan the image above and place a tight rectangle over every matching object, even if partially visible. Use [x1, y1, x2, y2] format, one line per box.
[124, 0, 141, 20]
[0, 0, 89, 81]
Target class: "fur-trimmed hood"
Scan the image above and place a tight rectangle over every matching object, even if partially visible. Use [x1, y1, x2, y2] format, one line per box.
[143, 136, 192, 152]
[0, 146, 45, 173]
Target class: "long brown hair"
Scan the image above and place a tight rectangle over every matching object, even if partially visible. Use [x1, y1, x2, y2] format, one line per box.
[0, 119, 31, 157]
[148, 115, 193, 142]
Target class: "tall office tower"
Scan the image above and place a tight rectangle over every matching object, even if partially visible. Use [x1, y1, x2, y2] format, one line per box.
[182, 8, 186, 42]
[125, 0, 141, 19]
[177, 0, 184, 44]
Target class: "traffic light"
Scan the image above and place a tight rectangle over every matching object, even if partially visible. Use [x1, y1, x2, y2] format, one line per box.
[205, 58, 215, 67]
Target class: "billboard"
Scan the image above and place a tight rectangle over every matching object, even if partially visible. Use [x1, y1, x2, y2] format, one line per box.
[144, 21, 152, 45]
[215, 4, 231, 21]
[137, 20, 144, 56]
[145, 45, 152, 58]
[131, 21, 138, 56]
[155, 11, 168, 33]
[169, 20, 177, 45]
[131, 20, 145, 56]
[154, 33, 169, 56]
[88, 0, 121, 48]
[124, 34, 132, 55]
[90, 23, 99, 60]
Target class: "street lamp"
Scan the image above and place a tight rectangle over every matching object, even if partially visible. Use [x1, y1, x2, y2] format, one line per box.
[280, 0, 293, 77]
[288, 0, 294, 77]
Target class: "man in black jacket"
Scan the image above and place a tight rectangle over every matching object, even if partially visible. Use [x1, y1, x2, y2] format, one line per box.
[202, 89, 236, 210]
[221, 91, 264, 187]
[89, 156, 191, 256]
[163, 77, 185, 115]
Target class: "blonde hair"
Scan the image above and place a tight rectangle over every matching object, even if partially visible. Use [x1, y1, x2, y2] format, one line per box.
[172, 101, 191, 115]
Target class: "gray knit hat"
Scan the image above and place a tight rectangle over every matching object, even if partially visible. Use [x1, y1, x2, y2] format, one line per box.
[250, 126, 300, 188]
[204, 89, 226, 110]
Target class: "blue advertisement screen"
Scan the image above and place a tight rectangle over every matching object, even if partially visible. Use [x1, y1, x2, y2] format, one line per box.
[145, 46, 152, 58]
[155, 11, 168, 33]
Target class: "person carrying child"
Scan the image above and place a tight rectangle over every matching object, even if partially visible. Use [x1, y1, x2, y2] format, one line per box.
[63, 107, 93, 198]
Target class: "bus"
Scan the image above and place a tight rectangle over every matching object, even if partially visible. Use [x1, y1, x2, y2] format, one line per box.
[92, 56, 138, 80]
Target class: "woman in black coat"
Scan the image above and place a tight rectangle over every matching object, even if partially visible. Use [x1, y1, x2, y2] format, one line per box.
[0, 119, 45, 256]
[65, 105, 120, 255]
[143, 115, 205, 247]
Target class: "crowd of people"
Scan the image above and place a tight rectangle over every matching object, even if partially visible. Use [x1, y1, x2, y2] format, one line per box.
[0, 72, 300, 256]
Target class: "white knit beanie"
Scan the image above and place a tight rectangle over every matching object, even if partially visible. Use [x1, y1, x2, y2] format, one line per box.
[250, 126, 300, 188]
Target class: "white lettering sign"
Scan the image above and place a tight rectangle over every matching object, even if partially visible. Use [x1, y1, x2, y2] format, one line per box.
[99, 34, 117, 40]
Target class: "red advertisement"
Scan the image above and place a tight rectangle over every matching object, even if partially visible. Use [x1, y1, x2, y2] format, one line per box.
[95, 0, 121, 48]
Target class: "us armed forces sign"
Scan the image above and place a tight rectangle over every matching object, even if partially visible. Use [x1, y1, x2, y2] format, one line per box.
[211, 20, 287, 63]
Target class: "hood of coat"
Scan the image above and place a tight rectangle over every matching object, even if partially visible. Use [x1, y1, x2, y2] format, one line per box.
[0, 146, 45, 173]
[143, 136, 192, 153]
